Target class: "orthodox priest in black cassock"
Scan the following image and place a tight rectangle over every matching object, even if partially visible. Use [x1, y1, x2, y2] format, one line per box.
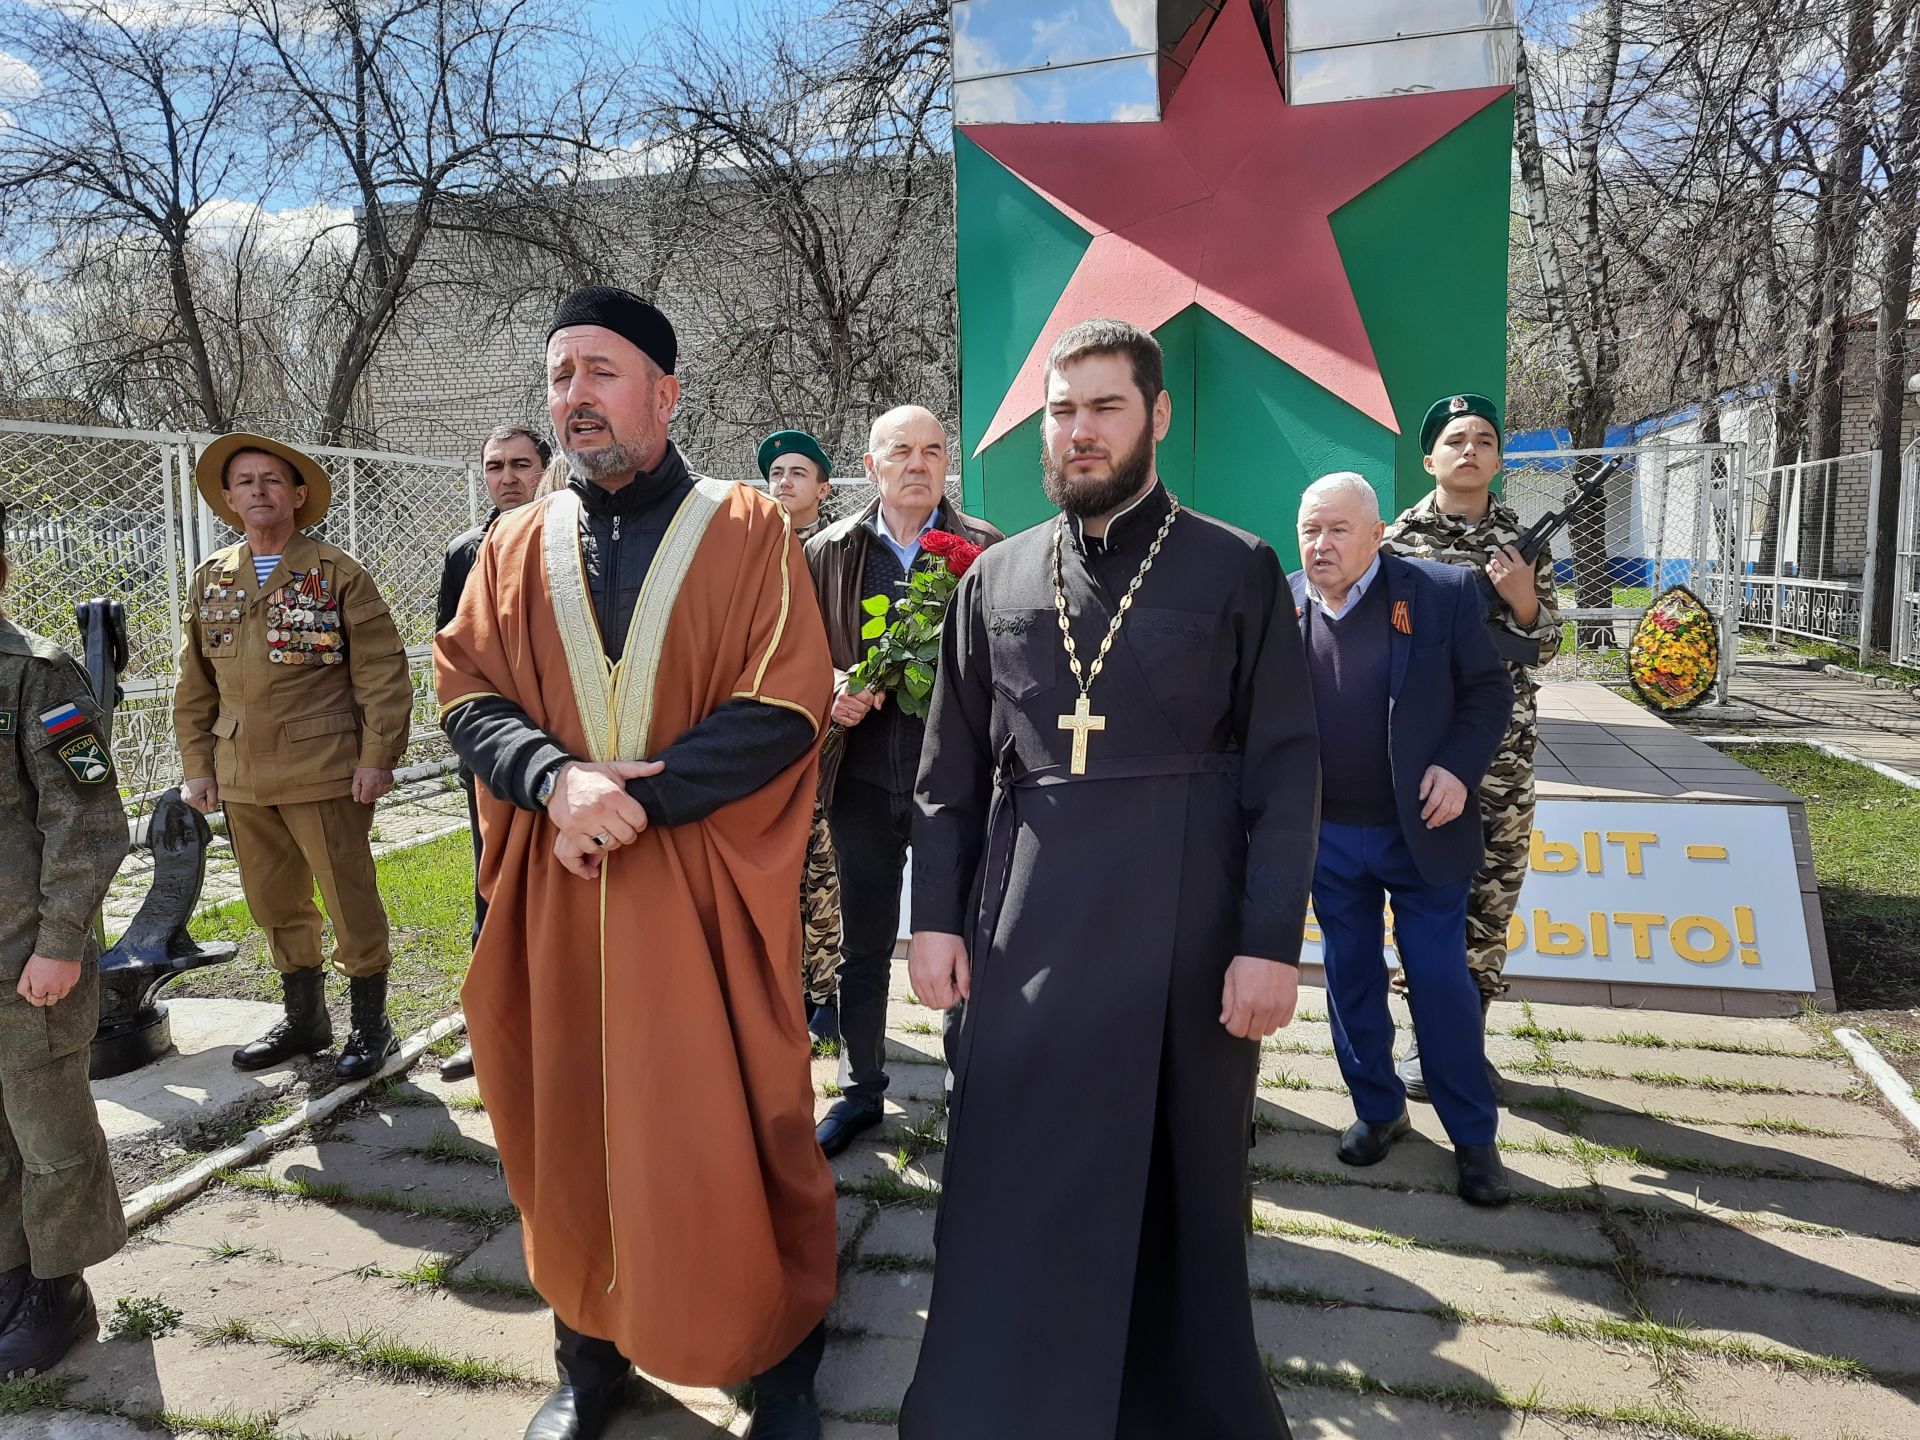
[901, 324, 1320, 1439]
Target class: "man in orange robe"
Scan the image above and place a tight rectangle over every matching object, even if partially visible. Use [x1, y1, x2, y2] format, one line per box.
[435, 287, 836, 1440]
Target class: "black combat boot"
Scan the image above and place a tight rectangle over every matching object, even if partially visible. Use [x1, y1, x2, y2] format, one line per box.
[440, 1043, 476, 1082]
[0, 1274, 97, 1379]
[335, 972, 398, 1080]
[524, 1319, 639, 1440]
[232, 968, 331, 1071]
[1396, 1027, 1429, 1103]
[743, 1321, 825, 1439]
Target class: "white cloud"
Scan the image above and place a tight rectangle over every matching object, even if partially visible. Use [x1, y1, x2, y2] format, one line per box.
[0, 47, 43, 127]
[190, 197, 356, 258]
[1109, 0, 1156, 53]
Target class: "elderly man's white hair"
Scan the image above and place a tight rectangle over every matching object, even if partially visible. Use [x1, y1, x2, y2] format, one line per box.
[1298, 471, 1381, 512]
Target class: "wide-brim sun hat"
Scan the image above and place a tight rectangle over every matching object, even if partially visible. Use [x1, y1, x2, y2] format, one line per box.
[194, 432, 333, 530]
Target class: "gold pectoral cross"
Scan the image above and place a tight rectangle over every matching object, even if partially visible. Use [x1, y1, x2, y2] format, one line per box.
[1058, 693, 1106, 775]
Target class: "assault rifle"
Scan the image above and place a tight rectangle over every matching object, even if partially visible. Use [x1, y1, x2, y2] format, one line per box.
[1483, 457, 1623, 667]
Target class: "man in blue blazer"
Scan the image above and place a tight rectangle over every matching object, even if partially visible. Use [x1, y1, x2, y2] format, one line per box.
[1290, 473, 1515, 1205]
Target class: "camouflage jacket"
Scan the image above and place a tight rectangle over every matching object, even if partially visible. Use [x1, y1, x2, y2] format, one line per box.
[1383, 491, 1562, 692]
[0, 619, 129, 973]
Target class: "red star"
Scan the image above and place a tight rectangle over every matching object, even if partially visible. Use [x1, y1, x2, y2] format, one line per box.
[964, 0, 1508, 454]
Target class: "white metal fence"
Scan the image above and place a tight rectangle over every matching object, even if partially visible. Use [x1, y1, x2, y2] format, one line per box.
[1734, 451, 1880, 653]
[1499, 442, 1744, 703]
[1895, 439, 1920, 671]
[0, 419, 479, 804]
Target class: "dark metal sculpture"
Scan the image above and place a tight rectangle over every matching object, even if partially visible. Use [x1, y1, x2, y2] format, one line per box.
[91, 789, 240, 1079]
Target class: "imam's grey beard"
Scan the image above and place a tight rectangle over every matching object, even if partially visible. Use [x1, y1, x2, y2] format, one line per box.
[1041, 422, 1155, 520]
[564, 433, 654, 482]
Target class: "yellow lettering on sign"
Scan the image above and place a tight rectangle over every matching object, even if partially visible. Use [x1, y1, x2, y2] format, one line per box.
[1613, 912, 1667, 959]
[1606, 831, 1658, 875]
[1735, 905, 1759, 965]
[1686, 844, 1729, 861]
[1590, 912, 1611, 958]
[1530, 830, 1579, 873]
[1583, 830, 1603, 873]
[1672, 915, 1733, 965]
[1533, 910, 1587, 956]
[1507, 913, 1526, 952]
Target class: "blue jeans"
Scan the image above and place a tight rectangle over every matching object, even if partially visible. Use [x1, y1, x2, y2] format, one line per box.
[1314, 822, 1496, 1147]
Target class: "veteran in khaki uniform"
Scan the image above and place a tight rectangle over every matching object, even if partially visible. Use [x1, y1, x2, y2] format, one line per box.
[173, 435, 413, 1080]
[0, 507, 129, 1378]
[1383, 394, 1560, 1101]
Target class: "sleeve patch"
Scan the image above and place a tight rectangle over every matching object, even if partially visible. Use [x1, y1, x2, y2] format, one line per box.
[57, 731, 113, 784]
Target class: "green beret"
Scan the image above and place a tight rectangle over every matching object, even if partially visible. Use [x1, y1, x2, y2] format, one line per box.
[1419, 393, 1502, 455]
[757, 430, 832, 481]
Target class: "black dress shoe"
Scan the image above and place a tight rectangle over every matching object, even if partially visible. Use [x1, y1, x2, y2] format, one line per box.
[440, 1043, 476, 1082]
[815, 1098, 883, 1158]
[1337, 1112, 1412, 1167]
[523, 1377, 628, 1440]
[1455, 1144, 1512, 1206]
[0, 1274, 96, 1379]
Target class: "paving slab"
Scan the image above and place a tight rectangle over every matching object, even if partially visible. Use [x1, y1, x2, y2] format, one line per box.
[1550, 1042, 1860, 1095]
[448, 1220, 532, 1291]
[1621, 1215, 1920, 1300]
[813, 1334, 919, 1420]
[1565, 1012, 1830, 1055]
[1256, 1299, 1658, 1411]
[1284, 1390, 1609, 1439]
[48, 1330, 328, 1423]
[1253, 1180, 1616, 1264]
[1593, 1166, 1920, 1243]
[92, 999, 298, 1148]
[142, 1189, 486, 1275]
[1248, 1230, 1631, 1325]
[1537, 1076, 1906, 1137]
[1676, 1363, 1920, 1440]
[252, 1138, 514, 1216]
[1642, 1274, 1920, 1380]
[1580, 1111, 1920, 1188]
[280, 1379, 547, 1440]
[324, 1103, 502, 1156]
[831, 1269, 932, 1341]
[855, 1206, 936, 1265]
[0, 1413, 155, 1440]
[1252, 1130, 1593, 1202]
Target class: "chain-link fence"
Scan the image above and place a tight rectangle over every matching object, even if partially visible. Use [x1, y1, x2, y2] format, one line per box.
[0, 419, 477, 806]
[1499, 443, 1743, 702]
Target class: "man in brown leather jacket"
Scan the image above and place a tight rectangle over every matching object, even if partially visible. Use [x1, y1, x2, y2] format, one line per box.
[173, 434, 413, 1080]
[802, 405, 1002, 1156]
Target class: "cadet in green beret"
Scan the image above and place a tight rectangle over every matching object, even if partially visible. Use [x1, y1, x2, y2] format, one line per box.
[1383, 394, 1561, 1100]
[757, 430, 843, 1042]
[0, 503, 131, 1377]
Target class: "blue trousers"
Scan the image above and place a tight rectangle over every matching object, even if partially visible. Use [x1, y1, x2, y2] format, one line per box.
[1315, 822, 1497, 1147]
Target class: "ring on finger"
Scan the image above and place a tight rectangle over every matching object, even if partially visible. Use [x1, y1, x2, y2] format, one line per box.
[592, 832, 610, 847]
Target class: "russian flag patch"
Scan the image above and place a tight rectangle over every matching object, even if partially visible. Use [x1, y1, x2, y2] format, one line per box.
[39, 703, 86, 736]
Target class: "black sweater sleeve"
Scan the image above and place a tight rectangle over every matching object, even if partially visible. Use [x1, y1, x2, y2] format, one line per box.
[625, 700, 817, 827]
[443, 694, 816, 825]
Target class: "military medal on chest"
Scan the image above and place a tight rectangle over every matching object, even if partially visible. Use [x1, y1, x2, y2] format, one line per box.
[1050, 496, 1181, 775]
[264, 568, 343, 666]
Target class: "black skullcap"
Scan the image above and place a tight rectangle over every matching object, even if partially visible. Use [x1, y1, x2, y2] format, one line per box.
[548, 285, 677, 375]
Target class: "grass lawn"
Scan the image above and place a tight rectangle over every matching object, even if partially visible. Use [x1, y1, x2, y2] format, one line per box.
[172, 831, 475, 1041]
[1734, 744, 1920, 1012]
[1785, 638, 1920, 686]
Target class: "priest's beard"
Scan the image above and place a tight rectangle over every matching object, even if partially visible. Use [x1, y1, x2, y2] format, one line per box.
[1041, 420, 1155, 520]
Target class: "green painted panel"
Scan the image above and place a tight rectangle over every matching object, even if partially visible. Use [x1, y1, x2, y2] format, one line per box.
[1191, 316, 1388, 568]
[955, 133, 1092, 513]
[1332, 97, 1514, 514]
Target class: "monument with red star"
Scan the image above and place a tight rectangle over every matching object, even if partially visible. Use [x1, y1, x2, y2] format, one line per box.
[953, 0, 1518, 551]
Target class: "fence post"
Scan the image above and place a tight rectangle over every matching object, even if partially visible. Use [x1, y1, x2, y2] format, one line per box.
[346, 456, 359, 555]
[1717, 444, 1744, 707]
[1859, 450, 1883, 667]
[159, 439, 181, 675]
[467, 462, 480, 528]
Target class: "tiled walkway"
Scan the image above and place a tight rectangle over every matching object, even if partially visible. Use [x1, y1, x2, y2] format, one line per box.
[13, 971, 1919, 1439]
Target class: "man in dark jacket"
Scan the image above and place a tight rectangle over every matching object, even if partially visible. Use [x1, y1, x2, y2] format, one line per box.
[802, 406, 1002, 1157]
[434, 423, 548, 1081]
[1290, 472, 1515, 1205]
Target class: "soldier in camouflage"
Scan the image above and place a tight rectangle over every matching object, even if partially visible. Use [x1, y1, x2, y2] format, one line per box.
[760, 430, 844, 1041]
[1383, 395, 1560, 1101]
[0, 506, 131, 1377]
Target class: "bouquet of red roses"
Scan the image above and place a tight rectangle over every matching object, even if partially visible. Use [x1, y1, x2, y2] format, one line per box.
[841, 529, 985, 718]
